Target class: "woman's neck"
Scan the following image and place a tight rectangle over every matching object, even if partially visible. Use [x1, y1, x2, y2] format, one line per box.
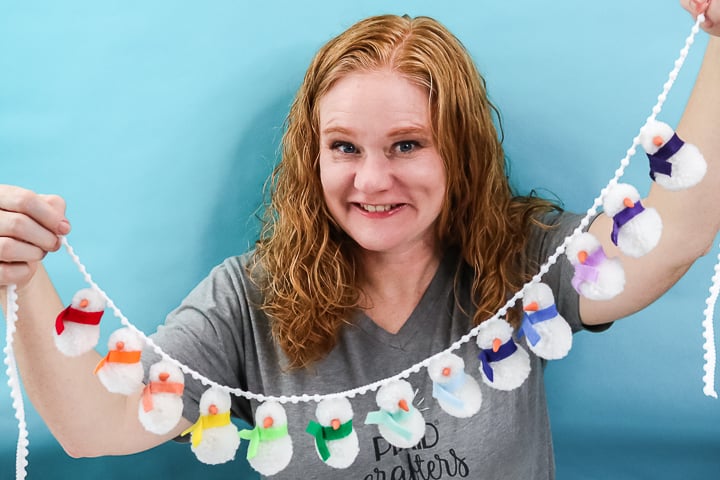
[358, 244, 443, 333]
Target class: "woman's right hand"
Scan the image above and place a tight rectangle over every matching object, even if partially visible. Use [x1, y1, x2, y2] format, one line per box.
[682, 0, 720, 36]
[0, 185, 70, 289]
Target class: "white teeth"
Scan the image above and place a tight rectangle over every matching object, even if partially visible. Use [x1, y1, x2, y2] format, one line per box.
[361, 204, 394, 212]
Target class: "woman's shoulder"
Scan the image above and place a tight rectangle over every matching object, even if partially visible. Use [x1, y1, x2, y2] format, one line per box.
[199, 250, 265, 301]
[527, 209, 584, 244]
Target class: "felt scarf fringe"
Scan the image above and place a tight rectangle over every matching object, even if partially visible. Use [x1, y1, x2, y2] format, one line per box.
[305, 419, 353, 461]
[55, 306, 103, 335]
[93, 350, 142, 374]
[141, 381, 185, 412]
[182, 411, 232, 448]
[238, 423, 290, 459]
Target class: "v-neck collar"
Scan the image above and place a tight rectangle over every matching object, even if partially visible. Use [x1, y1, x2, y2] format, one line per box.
[352, 249, 459, 350]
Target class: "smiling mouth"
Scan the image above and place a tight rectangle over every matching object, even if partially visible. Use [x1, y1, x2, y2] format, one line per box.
[358, 203, 402, 213]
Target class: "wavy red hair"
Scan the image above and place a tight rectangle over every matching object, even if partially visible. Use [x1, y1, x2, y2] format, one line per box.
[252, 14, 555, 369]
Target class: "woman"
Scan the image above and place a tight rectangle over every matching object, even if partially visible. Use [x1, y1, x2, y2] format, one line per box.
[1, 1, 718, 478]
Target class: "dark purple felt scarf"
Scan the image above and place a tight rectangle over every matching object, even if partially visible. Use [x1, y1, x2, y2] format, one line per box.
[647, 133, 683, 180]
[611, 201, 646, 245]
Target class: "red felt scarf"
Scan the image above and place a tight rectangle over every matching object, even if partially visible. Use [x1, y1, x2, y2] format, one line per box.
[55, 306, 103, 335]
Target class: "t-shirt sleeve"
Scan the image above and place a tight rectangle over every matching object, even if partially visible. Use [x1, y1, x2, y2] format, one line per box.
[141, 256, 253, 424]
[525, 210, 612, 333]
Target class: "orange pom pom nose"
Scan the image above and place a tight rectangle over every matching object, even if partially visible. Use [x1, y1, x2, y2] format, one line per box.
[442, 367, 452, 377]
[653, 135, 665, 147]
[398, 399, 410, 412]
[623, 197, 635, 209]
[263, 416, 274, 428]
[492, 338, 502, 353]
[115, 341, 125, 351]
[208, 404, 218, 415]
[158, 372, 170, 382]
[79, 298, 89, 308]
[524, 301, 539, 312]
[331, 419, 341, 430]
[578, 250, 589, 264]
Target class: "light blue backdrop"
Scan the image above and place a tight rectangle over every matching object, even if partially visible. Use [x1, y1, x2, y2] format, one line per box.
[2, 1, 719, 478]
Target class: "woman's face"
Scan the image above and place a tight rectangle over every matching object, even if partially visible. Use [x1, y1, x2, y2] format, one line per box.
[318, 69, 447, 258]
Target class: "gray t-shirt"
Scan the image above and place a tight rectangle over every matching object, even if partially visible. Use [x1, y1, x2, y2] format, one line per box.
[143, 211, 606, 479]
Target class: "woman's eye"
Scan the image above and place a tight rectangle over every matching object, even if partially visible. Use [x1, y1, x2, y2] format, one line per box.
[331, 142, 357, 154]
[395, 141, 419, 153]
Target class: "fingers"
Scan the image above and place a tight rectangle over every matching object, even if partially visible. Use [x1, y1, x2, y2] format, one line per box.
[681, 0, 717, 31]
[681, 0, 709, 15]
[0, 210, 63, 253]
[705, 0, 718, 29]
[0, 235, 48, 263]
[0, 185, 70, 237]
[693, 0, 710, 14]
[0, 185, 69, 287]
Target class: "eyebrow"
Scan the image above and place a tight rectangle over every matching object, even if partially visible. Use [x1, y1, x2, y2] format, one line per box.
[320, 125, 354, 136]
[387, 125, 430, 137]
[320, 125, 430, 137]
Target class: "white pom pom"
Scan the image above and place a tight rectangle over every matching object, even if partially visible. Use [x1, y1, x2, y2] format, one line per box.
[138, 360, 185, 435]
[603, 183, 662, 258]
[476, 318, 530, 391]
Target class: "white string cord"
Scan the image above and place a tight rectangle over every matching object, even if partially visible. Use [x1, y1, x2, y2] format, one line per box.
[702, 244, 720, 398]
[52, 15, 706, 405]
[2, 15, 710, 476]
[4, 284, 30, 480]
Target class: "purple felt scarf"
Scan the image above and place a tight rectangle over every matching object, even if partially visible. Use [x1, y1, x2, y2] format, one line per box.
[611, 201, 645, 245]
[647, 132, 683, 181]
[478, 339, 518, 383]
[571, 248, 607, 292]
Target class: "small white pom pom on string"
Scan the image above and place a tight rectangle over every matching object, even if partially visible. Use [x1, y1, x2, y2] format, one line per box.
[701, 244, 720, 398]
[4, 284, 30, 480]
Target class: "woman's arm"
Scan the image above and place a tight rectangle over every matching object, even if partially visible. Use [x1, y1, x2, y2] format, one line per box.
[0, 185, 190, 457]
[582, 2, 720, 325]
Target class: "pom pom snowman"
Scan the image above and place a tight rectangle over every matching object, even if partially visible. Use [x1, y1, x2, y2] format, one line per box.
[138, 360, 185, 435]
[640, 119, 706, 191]
[305, 397, 359, 469]
[239, 401, 294, 476]
[518, 283, 572, 360]
[183, 387, 239, 465]
[476, 318, 530, 391]
[94, 327, 144, 395]
[365, 379, 426, 449]
[566, 232, 625, 300]
[427, 353, 482, 418]
[603, 183, 662, 258]
[54, 288, 105, 357]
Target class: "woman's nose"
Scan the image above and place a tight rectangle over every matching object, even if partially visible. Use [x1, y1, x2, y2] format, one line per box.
[353, 152, 392, 193]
